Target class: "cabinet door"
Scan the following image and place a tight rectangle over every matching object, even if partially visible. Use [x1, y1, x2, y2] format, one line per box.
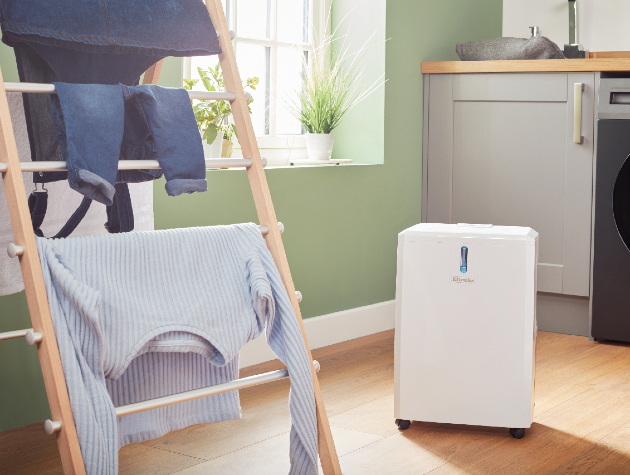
[424, 73, 595, 297]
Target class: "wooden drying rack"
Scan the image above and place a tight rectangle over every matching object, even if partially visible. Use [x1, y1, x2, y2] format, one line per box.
[0, 0, 342, 473]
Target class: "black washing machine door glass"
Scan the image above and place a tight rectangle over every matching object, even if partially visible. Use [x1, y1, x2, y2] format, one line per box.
[613, 154, 630, 252]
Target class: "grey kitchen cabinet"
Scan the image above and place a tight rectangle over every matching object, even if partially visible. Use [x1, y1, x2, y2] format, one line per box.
[423, 72, 595, 297]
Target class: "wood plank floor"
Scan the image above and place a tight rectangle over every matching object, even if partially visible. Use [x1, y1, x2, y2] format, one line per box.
[4, 331, 630, 474]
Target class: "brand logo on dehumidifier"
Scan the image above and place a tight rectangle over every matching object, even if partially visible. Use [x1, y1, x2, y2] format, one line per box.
[452, 276, 475, 284]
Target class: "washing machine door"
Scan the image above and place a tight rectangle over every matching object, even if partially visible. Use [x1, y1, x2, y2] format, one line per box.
[592, 120, 630, 342]
[613, 156, 630, 252]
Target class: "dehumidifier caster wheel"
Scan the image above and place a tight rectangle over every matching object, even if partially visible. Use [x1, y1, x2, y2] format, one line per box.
[395, 419, 411, 431]
[509, 428, 525, 439]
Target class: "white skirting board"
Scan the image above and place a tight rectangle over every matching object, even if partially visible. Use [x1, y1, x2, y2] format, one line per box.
[238, 300, 395, 369]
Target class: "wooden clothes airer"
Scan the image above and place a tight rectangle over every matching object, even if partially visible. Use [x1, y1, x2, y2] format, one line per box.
[0, 0, 342, 473]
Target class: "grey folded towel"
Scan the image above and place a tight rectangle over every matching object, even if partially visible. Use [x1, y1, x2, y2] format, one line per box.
[456, 37, 566, 61]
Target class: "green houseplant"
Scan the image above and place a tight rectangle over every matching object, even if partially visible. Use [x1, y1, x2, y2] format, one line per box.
[184, 64, 258, 158]
[287, 26, 383, 160]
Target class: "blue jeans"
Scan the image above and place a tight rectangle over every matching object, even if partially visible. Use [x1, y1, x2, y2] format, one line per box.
[52, 83, 207, 206]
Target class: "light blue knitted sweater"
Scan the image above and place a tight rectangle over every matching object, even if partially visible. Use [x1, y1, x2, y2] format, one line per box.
[37, 224, 317, 475]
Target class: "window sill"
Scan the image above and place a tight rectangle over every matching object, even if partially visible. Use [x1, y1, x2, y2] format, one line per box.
[289, 159, 353, 166]
[204, 158, 378, 171]
[223, 136, 374, 169]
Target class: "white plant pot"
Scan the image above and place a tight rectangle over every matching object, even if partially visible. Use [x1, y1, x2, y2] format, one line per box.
[305, 133, 334, 161]
[202, 132, 223, 159]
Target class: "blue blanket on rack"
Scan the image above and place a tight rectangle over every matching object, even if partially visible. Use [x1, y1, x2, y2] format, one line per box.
[36, 224, 317, 475]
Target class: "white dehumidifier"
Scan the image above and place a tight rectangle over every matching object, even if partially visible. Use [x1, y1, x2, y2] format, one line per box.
[394, 223, 538, 439]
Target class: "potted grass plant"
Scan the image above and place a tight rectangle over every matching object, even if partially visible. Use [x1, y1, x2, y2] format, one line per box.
[287, 26, 384, 161]
[184, 64, 258, 158]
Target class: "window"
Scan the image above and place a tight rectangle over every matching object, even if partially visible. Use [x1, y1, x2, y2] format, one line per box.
[184, 0, 325, 164]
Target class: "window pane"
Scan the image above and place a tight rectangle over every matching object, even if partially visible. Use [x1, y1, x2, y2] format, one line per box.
[236, 0, 270, 40]
[275, 47, 305, 135]
[236, 42, 269, 135]
[277, 0, 309, 43]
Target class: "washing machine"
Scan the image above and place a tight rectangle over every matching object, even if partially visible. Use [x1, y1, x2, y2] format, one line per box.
[592, 78, 630, 342]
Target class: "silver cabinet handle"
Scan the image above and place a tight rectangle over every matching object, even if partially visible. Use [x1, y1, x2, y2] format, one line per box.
[574, 83, 584, 144]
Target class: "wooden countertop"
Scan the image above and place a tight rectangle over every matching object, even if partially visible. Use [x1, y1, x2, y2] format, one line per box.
[421, 58, 630, 74]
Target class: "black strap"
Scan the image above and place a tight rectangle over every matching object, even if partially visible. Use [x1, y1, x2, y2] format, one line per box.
[28, 191, 47, 237]
[29, 192, 92, 239]
[105, 183, 134, 233]
[28, 185, 135, 238]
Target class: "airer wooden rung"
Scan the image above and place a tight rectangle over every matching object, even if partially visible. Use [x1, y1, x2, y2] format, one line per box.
[0, 0, 342, 473]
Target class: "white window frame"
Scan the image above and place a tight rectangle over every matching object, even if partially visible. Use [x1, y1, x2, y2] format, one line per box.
[183, 0, 329, 164]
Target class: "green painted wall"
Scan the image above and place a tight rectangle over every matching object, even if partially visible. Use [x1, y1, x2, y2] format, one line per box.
[0, 0, 502, 431]
[0, 42, 18, 82]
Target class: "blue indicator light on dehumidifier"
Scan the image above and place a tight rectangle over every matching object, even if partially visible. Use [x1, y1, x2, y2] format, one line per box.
[460, 246, 468, 273]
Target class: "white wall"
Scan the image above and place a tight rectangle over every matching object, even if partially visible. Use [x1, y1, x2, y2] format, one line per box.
[503, 0, 630, 52]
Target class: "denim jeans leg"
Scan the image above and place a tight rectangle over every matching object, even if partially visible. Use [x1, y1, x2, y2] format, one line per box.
[51, 83, 125, 206]
[128, 85, 207, 196]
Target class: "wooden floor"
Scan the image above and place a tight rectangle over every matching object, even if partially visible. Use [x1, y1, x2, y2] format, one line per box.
[4, 330, 630, 474]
